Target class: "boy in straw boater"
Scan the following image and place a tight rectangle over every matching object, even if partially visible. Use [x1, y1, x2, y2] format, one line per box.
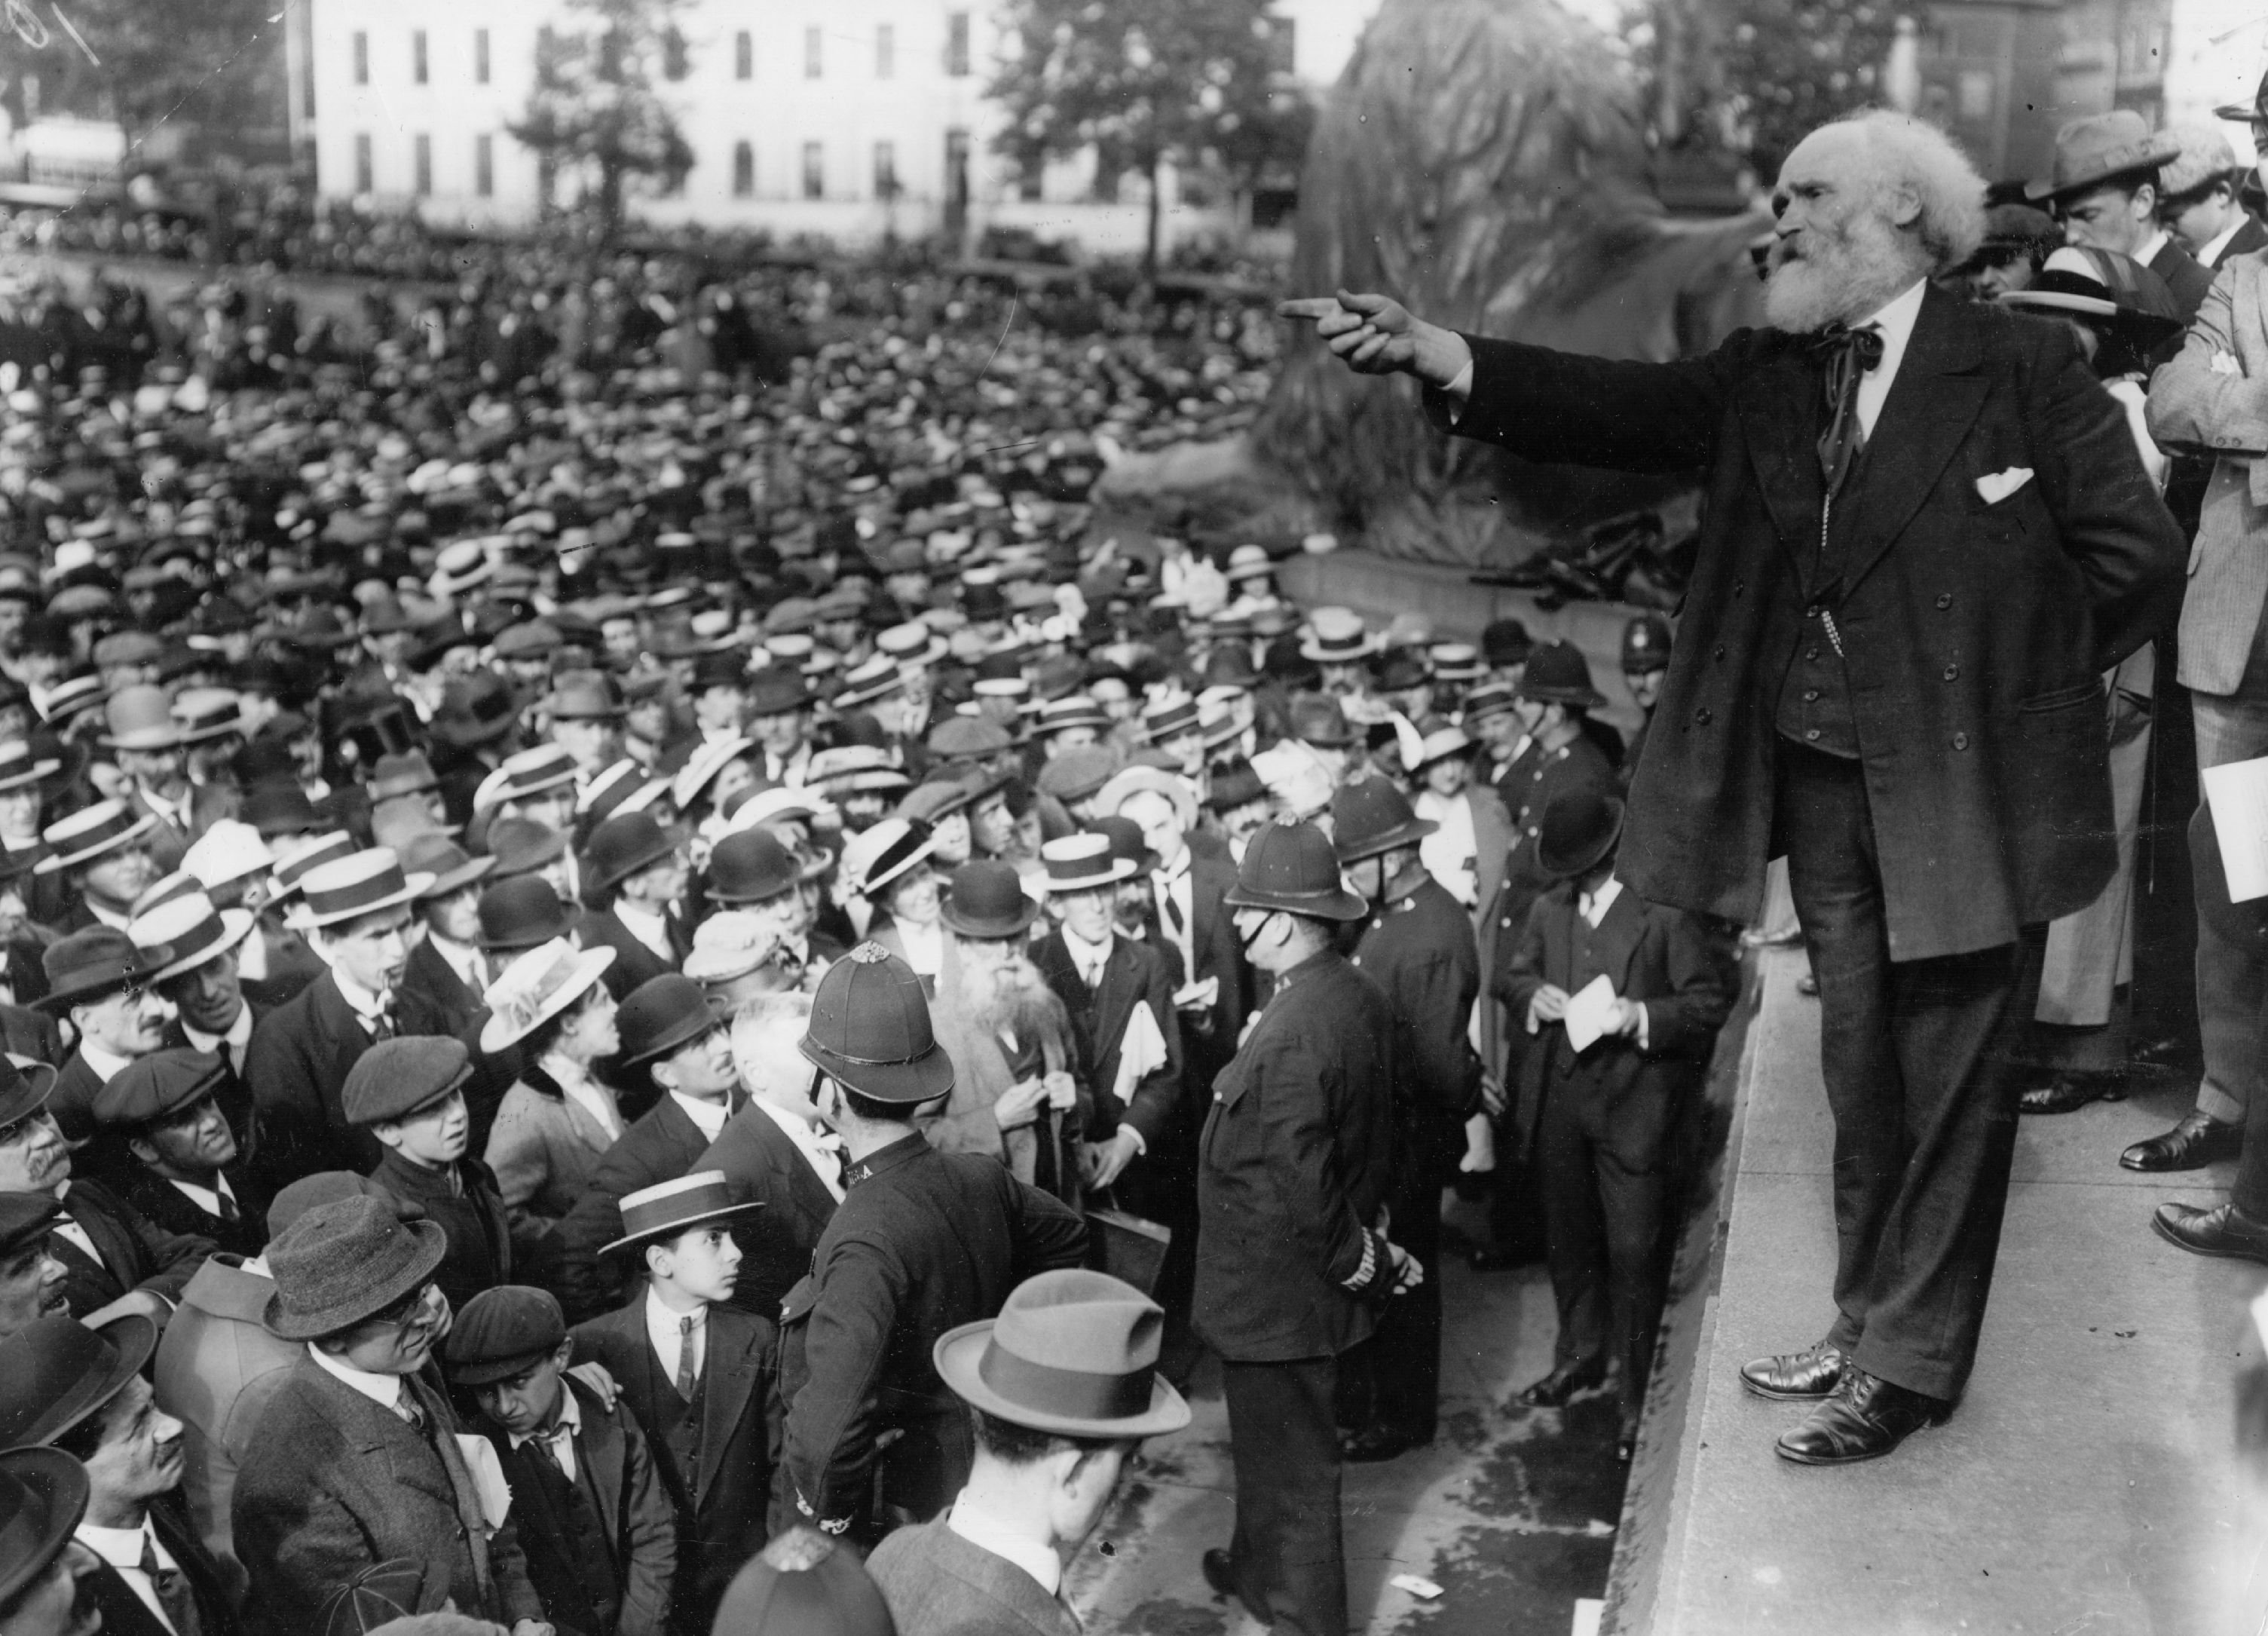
[866, 1268, 1192, 1636]
[570, 1172, 774, 1636]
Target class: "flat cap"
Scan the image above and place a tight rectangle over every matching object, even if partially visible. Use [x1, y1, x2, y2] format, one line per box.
[90, 1049, 226, 1130]
[445, 1285, 568, 1386]
[341, 1036, 473, 1127]
[1035, 745, 1120, 803]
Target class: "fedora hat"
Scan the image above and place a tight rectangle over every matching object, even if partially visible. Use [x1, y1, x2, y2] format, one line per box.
[400, 832, 495, 899]
[1535, 788, 1627, 880]
[430, 671, 522, 748]
[289, 848, 433, 930]
[263, 1193, 448, 1340]
[480, 938, 618, 1052]
[616, 973, 723, 1068]
[1330, 777, 1440, 865]
[602, 1170, 763, 1257]
[99, 684, 182, 751]
[130, 890, 255, 982]
[1041, 832, 1135, 893]
[583, 810, 681, 896]
[1224, 819, 1367, 921]
[1516, 642, 1607, 709]
[840, 818, 936, 900]
[0, 1312, 158, 1449]
[934, 1268, 1191, 1438]
[548, 672, 626, 721]
[366, 750, 442, 803]
[35, 798, 155, 874]
[39, 926, 170, 1013]
[2027, 109, 2183, 201]
[0, 1447, 87, 1607]
[941, 859, 1043, 939]
[709, 827, 828, 905]
[476, 876, 575, 951]
[0, 1055, 57, 1129]
[799, 942, 955, 1104]
[487, 816, 568, 880]
[0, 740, 58, 794]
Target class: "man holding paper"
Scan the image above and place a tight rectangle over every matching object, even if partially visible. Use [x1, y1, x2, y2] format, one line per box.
[1498, 790, 1733, 1459]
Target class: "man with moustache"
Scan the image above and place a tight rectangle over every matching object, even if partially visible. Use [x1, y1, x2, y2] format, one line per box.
[1285, 109, 2183, 1463]
[0, 1196, 72, 1338]
[39, 930, 177, 1146]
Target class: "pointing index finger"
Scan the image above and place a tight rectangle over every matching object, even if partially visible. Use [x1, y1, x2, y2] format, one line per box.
[1277, 297, 1345, 321]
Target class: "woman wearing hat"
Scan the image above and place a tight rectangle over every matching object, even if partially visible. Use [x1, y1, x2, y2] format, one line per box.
[839, 820, 943, 984]
[483, 940, 625, 1230]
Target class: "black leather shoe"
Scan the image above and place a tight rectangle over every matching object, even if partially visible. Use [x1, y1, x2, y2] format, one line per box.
[1739, 1340, 1846, 1401]
[2121, 1111, 2242, 1172]
[1340, 1424, 1426, 1463]
[1774, 1368, 1949, 1466]
[2019, 1072, 2127, 1115]
[2153, 1200, 2268, 1265]
[1518, 1360, 1606, 1408]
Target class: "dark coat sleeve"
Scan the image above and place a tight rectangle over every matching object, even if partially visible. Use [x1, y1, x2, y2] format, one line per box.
[1635, 908, 1737, 1060]
[780, 1234, 906, 1530]
[1007, 1170, 1089, 1275]
[1434, 332, 1741, 472]
[611, 1402, 679, 1636]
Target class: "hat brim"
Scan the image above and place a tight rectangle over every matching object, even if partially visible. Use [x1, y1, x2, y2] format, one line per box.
[855, 834, 938, 899]
[99, 728, 184, 751]
[417, 855, 497, 899]
[1335, 816, 1440, 864]
[1518, 685, 1608, 712]
[148, 908, 258, 982]
[1221, 881, 1370, 922]
[798, 1031, 956, 1105]
[2000, 290, 2186, 349]
[600, 1198, 764, 1258]
[35, 947, 171, 1013]
[24, 1311, 158, 1447]
[0, 758, 60, 794]
[287, 874, 436, 930]
[263, 1217, 449, 1340]
[1298, 638, 1383, 663]
[449, 1344, 563, 1388]
[940, 894, 1045, 939]
[1041, 856, 1140, 893]
[0, 1449, 87, 1608]
[479, 946, 618, 1052]
[35, 811, 158, 874]
[583, 829, 683, 896]
[933, 1322, 1192, 1439]
[617, 995, 727, 1068]
[1536, 798, 1627, 881]
[2024, 142, 2184, 201]
[711, 846, 834, 905]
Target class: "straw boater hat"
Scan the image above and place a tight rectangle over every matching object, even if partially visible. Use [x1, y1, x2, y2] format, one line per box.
[1298, 606, 1382, 664]
[180, 820, 271, 890]
[0, 740, 59, 793]
[479, 938, 618, 1053]
[269, 831, 357, 900]
[1039, 832, 1136, 894]
[129, 889, 256, 983]
[601, 1171, 764, 1258]
[287, 848, 436, 930]
[933, 1268, 1192, 1438]
[1093, 765, 1198, 832]
[35, 799, 155, 875]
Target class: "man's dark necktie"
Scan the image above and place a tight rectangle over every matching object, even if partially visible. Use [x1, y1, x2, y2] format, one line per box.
[216, 1192, 237, 1227]
[140, 1530, 200, 1636]
[675, 1315, 699, 1403]
[1813, 323, 1885, 497]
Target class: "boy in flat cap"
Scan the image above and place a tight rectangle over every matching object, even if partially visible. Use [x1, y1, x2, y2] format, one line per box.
[570, 1173, 775, 1636]
[89, 1049, 266, 1260]
[449, 1285, 676, 1636]
[231, 1195, 552, 1636]
[347, 1037, 516, 1315]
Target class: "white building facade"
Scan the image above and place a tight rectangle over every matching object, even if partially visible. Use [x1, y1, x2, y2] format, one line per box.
[303, 0, 1379, 253]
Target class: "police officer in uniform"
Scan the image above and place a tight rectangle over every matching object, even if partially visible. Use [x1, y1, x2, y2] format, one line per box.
[776, 944, 1088, 1543]
[1619, 613, 1673, 785]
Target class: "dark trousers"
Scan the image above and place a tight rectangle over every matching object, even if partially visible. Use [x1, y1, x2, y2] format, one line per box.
[1535, 1068, 1669, 1426]
[1777, 744, 2043, 1403]
[1223, 1356, 1346, 1636]
[1337, 1161, 1445, 1441]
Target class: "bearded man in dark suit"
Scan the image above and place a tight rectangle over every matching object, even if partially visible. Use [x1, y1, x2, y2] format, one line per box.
[1285, 108, 2184, 1466]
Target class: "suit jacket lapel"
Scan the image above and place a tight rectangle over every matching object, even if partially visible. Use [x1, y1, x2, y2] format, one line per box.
[575, 1380, 626, 1541]
[1733, 340, 1826, 565]
[1092, 948, 1140, 1074]
[695, 1312, 756, 1501]
[1590, 890, 1647, 993]
[57, 1195, 130, 1297]
[1838, 286, 1988, 596]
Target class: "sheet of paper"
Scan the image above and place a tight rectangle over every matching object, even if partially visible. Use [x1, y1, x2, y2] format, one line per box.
[2204, 756, 2268, 903]
[1112, 1000, 1171, 1108]
[1173, 975, 1220, 1011]
[1562, 973, 1618, 1053]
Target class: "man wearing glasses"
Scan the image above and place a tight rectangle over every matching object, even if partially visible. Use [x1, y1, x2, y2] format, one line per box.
[231, 1192, 553, 1636]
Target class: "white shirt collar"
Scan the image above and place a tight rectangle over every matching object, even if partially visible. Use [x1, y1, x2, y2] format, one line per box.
[2199, 219, 2247, 268]
[329, 966, 392, 1022]
[507, 1380, 583, 1453]
[76, 1040, 137, 1083]
[1578, 875, 1625, 928]
[754, 1096, 847, 1202]
[947, 1492, 1063, 1597]
[169, 1173, 236, 1217]
[1058, 923, 1113, 979]
[644, 1286, 709, 1381]
[671, 1090, 730, 1142]
[429, 931, 485, 989]
[2133, 228, 2171, 270]
[75, 1519, 168, 1572]
[615, 899, 675, 961]
[87, 900, 133, 932]
[894, 918, 942, 975]
[182, 1003, 254, 1061]
[308, 1342, 405, 1410]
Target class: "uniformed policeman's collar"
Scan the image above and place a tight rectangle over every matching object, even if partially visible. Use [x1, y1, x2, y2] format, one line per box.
[842, 1130, 927, 1185]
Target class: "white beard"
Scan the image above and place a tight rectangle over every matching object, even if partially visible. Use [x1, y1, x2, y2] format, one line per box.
[1765, 212, 1922, 334]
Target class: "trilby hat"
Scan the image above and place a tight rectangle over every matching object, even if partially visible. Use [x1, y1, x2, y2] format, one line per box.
[264, 1193, 448, 1340]
[934, 1268, 1192, 1438]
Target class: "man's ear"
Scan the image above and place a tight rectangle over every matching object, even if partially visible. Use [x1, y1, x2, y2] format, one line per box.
[1887, 184, 1924, 230]
[125, 1134, 161, 1169]
[371, 1120, 406, 1151]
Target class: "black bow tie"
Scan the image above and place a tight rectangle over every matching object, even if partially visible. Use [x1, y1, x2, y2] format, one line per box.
[1812, 323, 1886, 496]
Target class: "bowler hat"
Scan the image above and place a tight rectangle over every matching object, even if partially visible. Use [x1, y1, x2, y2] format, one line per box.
[131, 890, 255, 982]
[1204, 758, 1266, 813]
[39, 927, 169, 1013]
[1480, 617, 1532, 666]
[746, 669, 813, 717]
[939, 860, 1042, 939]
[1223, 819, 1367, 921]
[583, 811, 681, 896]
[0, 1192, 62, 1258]
[601, 1169, 763, 1257]
[616, 973, 722, 1068]
[0, 1447, 87, 1609]
[799, 942, 956, 1104]
[709, 827, 828, 905]
[92, 1048, 226, 1130]
[2028, 109, 2182, 201]
[479, 939, 617, 1052]
[547, 672, 626, 721]
[1331, 777, 1439, 865]
[1621, 613, 1673, 676]
[477, 876, 575, 950]
[935, 1268, 1191, 1438]
[445, 1285, 568, 1386]
[690, 650, 751, 693]
[263, 1193, 448, 1340]
[712, 1529, 896, 1636]
[0, 1312, 157, 1448]
[99, 684, 182, 751]
[35, 798, 155, 875]
[342, 1036, 474, 1126]
[1535, 789, 1627, 880]
[1516, 642, 1606, 709]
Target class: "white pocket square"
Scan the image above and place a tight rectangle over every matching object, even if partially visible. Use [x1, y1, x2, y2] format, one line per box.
[1976, 467, 2034, 505]
[2214, 349, 2245, 377]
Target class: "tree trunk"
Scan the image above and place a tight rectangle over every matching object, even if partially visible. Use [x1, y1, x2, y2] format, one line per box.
[1143, 149, 1162, 278]
[599, 161, 624, 241]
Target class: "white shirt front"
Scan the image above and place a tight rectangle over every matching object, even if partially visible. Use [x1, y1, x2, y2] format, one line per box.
[614, 900, 676, 964]
[308, 1342, 406, 1413]
[671, 1091, 730, 1143]
[1850, 278, 1927, 443]
[169, 1172, 237, 1221]
[50, 1182, 103, 1267]
[946, 1491, 1063, 1598]
[754, 1096, 847, 1203]
[1152, 850, 1195, 979]
[1057, 924, 1115, 990]
[330, 966, 393, 1030]
[2133, 228, 2171, 276]
[509, 1381, 583, 1482]
[1571, 877, 1648, 1049]
[645, 1287, 709, 1388]
[77, 1520, 185, 1634]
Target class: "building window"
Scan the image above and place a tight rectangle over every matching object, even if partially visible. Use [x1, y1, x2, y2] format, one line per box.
[663, 26, 688, 80]
[413, 133, 431, 194]
[733, 140, 754, 196]
[412, 30, 427, 84]
[475, 29, 489, 84]
[735, 30, 751, 78]
[874, 140, 897, 198]
[352, 30, 369, 84]
[805, 26, 822, 78]
[1019, 158, 1042, 202]
[475, 133, 493, 196]
[946, 11, 969, 76]
[876, 23, 894, 78]
[354, 133, 373, 192]
[802, 141, 823, 198]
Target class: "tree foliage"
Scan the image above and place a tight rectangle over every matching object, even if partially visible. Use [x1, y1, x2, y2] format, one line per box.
[14, 0, 277, 149]
[510, 0, 694, 237]
[990, 0, 1303, 270]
